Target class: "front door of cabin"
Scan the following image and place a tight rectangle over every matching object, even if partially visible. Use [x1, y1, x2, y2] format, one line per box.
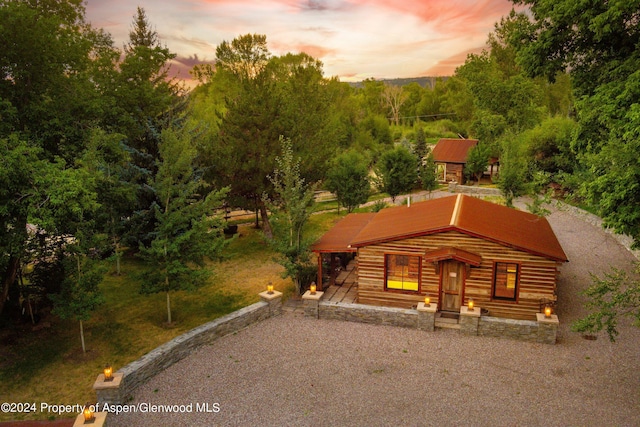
[441, 260, 464, 312]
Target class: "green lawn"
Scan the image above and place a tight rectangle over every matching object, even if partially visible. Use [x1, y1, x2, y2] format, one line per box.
[0, 206, 359, 422]
[0, 223, 304, 422]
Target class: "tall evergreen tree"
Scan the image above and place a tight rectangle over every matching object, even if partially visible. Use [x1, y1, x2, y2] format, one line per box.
[138, 127, 227, 324]
[107, 7, 184, 246]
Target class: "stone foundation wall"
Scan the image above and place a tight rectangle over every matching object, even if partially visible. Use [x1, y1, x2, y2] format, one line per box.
[114, 301, 271, 403]
[477, 315, 559, 344]
[319, 302, 418, 328]
[315, 301, 557, 344]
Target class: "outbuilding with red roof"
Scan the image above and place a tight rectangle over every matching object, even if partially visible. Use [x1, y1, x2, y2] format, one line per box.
[431, 138, 479, 184]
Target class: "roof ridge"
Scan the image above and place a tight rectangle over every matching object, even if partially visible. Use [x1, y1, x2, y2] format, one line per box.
[450, 194, 463, 226]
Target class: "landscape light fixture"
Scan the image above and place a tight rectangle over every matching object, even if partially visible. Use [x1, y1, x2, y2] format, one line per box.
[544, 305, 552, 318]
[103, 364, 113, 382]
[424, 296, 430, 305]
[310, 283, 317, 295]
[467, 299, 474, 311]
[267, 283, 274, 294]
[83, 403, 95, 424]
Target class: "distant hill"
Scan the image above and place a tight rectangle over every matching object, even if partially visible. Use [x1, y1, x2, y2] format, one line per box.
[347, 76, 450, 89]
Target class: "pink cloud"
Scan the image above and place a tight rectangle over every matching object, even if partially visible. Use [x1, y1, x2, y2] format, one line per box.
[422, 45, 487, 76]
[352, 0, 514, 34]
[269, 40, 337, 60]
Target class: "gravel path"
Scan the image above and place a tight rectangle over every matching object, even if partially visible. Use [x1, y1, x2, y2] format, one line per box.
[110, 201, 640, 427]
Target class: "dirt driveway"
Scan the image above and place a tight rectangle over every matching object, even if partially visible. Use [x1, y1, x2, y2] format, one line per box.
[110, 200, 640, 427]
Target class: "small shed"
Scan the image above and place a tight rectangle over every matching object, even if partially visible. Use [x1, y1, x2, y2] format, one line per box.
[312, 195, 568, 320]
[431, 138, 478, 184]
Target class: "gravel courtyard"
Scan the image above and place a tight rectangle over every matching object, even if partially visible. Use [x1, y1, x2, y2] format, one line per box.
[110, 201, 640, 427]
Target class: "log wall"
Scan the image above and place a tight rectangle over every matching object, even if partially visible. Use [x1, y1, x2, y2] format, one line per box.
[357, 230, 562, 320]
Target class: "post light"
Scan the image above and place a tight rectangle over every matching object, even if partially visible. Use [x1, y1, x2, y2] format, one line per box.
[103, 365, 113, 382]
[467, 299, 474, 311]
[310, 283, 317, 295]
[424, 296, 430, 305]
[83, 403, 95, 423]
[267, 283, 274, 294]
[544, 305, 552, 318]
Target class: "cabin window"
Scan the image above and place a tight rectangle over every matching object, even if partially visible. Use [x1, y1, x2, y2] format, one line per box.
[493, 262, 519, 300]
[385, 254, 420, 292]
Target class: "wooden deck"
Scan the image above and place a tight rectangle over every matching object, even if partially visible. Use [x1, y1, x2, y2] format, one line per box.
[319, 260, 460, 330]
[323, 259, 358, 304]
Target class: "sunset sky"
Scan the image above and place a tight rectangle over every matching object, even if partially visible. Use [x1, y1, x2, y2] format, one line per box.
[85, 0, 518, 84]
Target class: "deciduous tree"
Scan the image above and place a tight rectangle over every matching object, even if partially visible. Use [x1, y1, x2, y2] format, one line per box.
[464, 143, 491, 184]
[376, 146, 418, 202]
[268, 137, 315, 294]
[571, 266, 640, 342]
[326, 150, 370, 213]
[509, 0, 640, 247]
[0, 0, 116, 316]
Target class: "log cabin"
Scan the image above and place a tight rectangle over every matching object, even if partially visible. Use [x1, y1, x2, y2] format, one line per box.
[431, 138, 478, 184]
[312, 194, 568, 320]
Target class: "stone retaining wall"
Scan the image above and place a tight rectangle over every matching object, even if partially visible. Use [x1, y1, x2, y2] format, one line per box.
[478, 316, 539, 342]
[104, 300, 275, 404]
[319, 302, 419, 328]
[448, 182, 502, 195]
[314, 301, 557, 344]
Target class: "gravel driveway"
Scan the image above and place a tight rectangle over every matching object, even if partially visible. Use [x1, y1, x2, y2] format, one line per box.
[110, 201, 640, 427]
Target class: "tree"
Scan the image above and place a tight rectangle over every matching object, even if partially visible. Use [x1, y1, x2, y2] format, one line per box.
[522, 116, 577, 177]
[50, 254, 105, 353]
[325, 150, 370, 213]
[106, 7, 184, 247]
[464, 143, 491, 184]
[209, 52, 279, 237]
[413, 127, 427, 161]
[82, 129, 133, 275]
[0, 0, 116, 317]
[571, 266, 640, 342]
[509, 0, 640, 247]
[44, 156, 105, 354]
[268, 136, 315, 294]
[420, 153, 439, 197]
[376, 146, 418, 202]
[138, 127, 227, 324]
[381, 83, 408, 126]
[204, 35, 337, 238]
[496, 134, 527, 207]
[215, 33, 270, 81]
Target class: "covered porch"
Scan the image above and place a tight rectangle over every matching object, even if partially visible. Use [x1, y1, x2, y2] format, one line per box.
[311, 213, 375, 291]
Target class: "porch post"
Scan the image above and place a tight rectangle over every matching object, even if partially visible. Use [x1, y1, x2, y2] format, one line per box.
[316, 252, 323, 291]
[330, 253, 337, 286]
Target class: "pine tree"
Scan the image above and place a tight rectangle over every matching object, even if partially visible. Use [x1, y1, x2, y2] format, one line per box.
[138, 127, 227, 324]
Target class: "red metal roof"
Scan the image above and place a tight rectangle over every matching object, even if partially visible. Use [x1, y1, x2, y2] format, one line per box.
[311, 213, 375, 253]
[348, 194, 568, 262]
[432, 138, 478, 163]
